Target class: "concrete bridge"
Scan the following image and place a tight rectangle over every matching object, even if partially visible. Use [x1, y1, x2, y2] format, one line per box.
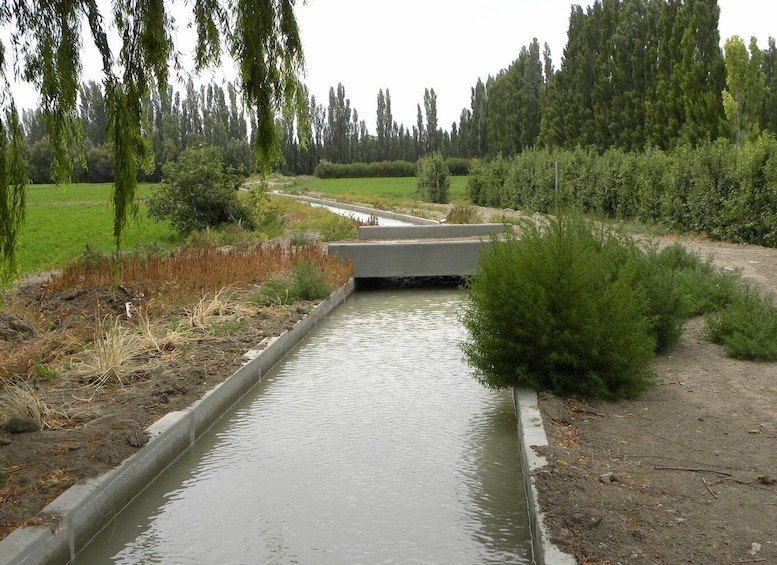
[327, 223, 509, 278]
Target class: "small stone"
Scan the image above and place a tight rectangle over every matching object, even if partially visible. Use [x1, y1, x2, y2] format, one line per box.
[599, 472, 620, 483]
[4, 416, 40, 434]
[127, 430, 149, 448]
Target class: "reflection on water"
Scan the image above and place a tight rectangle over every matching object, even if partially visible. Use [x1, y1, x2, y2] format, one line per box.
[308, 202, 409, 226]
[74, 289, 532, 564]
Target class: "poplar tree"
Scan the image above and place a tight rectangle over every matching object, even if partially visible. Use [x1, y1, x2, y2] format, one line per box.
[723, 35, 765, 145]
[761, 38, 777, 134]
[325, 83, 351, 163]
[423, 88, 440, 153]
[0, 0, 306, 282]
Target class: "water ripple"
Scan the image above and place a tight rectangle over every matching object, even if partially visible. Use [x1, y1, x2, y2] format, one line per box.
[74, 289, 532, 564]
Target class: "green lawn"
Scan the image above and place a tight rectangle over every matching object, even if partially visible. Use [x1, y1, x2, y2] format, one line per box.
[17, 183, 177, 274]
[23, 183, 157, 204]
[288, 176, 470, 206]
[14, 176, 472, 275]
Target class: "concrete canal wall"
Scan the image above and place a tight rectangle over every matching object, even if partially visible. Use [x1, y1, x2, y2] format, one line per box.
[0, 282, 355, 565]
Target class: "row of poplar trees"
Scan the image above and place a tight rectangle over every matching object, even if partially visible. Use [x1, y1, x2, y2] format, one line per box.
[280, 0, 777, 170]
[18, 0, 775, 181]
[472, 0, 777, 157]
[21, 80, 253, 184]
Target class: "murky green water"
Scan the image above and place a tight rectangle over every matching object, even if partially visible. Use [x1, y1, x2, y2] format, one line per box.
[73, 289, 532, 564]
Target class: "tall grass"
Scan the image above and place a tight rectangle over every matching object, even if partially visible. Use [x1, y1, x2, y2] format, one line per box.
[49, 243, 352, 305]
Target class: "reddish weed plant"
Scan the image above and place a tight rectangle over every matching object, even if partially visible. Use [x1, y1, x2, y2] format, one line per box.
[49, 243, 352, 307]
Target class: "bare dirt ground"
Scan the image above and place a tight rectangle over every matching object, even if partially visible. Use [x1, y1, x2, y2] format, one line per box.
[0, 278, 315, 540]
[1, 205, 776, 565]
[533, 236, 777, 565]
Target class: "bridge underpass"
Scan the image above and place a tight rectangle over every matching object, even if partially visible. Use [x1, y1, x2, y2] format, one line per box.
[327, 223, 509, 279]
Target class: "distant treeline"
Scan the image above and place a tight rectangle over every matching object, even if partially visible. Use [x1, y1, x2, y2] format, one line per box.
[313, 158, 470, 179]
[18, 0, 776, 182]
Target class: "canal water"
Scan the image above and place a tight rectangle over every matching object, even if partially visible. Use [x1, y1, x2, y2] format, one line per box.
[73, 288, 533, 564]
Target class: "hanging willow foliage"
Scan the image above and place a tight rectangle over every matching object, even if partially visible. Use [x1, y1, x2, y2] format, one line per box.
[0, 0, 306, 270]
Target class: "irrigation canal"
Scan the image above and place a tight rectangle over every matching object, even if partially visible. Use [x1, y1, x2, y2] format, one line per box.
[72, 287, 534, 564]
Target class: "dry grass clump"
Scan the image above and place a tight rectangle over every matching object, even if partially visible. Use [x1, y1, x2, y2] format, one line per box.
[187, 286, 237, 329]
[0, 332, 76, 382]
[0, 379, 50, 429]
[76, 317, 146, 389]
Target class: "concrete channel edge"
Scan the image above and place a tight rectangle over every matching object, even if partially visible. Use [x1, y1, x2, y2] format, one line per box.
[0, 280, 356, 565]
[269, 192, 441, 226]
[514, 389, 577, 565]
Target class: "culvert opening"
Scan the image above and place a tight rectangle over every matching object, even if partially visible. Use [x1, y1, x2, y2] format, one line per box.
[354, 275, 466, 291]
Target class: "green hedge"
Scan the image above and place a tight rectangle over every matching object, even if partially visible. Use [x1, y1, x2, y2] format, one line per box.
[467, 138, 777, 246]
[314, 158, 470, 179]
[314, 160, 416, 179]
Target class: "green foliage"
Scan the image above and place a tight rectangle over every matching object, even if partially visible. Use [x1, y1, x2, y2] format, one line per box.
[468, 140, 777, 247]
[720, 135, 777, 246]
[0, 107, 28, 286]
[723, 36, 765, 145]
[460, 215, 656, 400]
[252, 260, 333, 306]
[705, 284, 777, 360]
[446, 206, 481, 224]
[485, 39, 543, 155]
[314, 160, 416, 179]
[539, 0, 725, 151]
[416, 151, 450, 204]
[147, 146, 254, 235]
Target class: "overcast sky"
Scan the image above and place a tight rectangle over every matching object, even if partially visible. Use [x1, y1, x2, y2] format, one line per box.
[8, 0, 776, 133]
[294, 0, 777, 130]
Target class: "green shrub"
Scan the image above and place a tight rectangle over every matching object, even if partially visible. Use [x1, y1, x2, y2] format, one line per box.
[704, 284, 777, 360]
[444, 157, 470, 176]
[416, 151, 450, 204]
[290, 260, 334, 300]
[629, 244, 686, 353]
[252, 260, 334, 306]
[147, 146, 254, 235]
[253, 276, 293, 306]
[467, 156, 509, 208]
[654, 243, 741, 316]
[446, 205, 481, 224]
[318, 214, 359, 241]
[460, 215, 656, 400]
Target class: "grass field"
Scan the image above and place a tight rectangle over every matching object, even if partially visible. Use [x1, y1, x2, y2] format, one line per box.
[287, 176, 469, 206]
[16, 183, 177, 274]
[14, 176, 471, 275]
